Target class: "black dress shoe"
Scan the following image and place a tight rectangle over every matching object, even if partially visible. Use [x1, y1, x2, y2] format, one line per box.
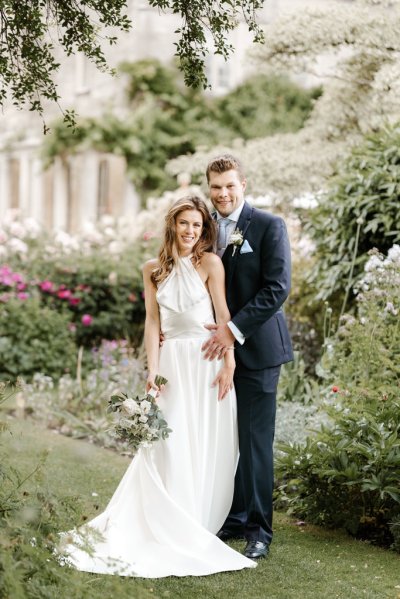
[244, 540, 269, 559]
[216, 530, 244, 542]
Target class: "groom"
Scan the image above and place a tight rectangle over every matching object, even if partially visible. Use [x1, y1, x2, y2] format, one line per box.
[202, 154, 293, 560]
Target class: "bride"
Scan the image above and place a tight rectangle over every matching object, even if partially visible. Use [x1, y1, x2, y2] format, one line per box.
[62, 197, 256, 578]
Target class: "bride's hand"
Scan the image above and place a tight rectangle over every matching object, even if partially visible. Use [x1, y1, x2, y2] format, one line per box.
[146, 374, 165, 398]
[211, 365, 234, 401]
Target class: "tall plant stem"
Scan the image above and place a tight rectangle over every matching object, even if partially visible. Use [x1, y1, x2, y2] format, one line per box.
[340, 219, 362, 320]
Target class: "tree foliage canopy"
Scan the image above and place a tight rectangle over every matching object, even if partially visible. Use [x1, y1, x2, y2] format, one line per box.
[0, 0, 265, 126]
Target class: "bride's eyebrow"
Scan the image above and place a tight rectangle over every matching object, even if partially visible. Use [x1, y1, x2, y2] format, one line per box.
[178, 218, 202, 225]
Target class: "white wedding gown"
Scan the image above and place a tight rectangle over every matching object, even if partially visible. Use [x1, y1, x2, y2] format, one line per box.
[63, 256, 256, 577]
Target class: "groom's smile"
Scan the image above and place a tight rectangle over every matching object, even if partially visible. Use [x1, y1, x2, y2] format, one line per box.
[208, 169, 246, 217]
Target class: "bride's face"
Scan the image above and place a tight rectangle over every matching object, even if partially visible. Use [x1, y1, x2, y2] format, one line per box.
[175, 209, 203, 255]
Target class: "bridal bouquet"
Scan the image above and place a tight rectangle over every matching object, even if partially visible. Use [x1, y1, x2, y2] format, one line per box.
[107, 375, 171, 451]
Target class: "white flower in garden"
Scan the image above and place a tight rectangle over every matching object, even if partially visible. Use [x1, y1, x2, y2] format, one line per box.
[0, 229, 8, 243]
[54, 230, 78, 250]
[7, 237, 28, 254]
[104, 226, 115, 237]
[108, 241, 122, 254]
[292, 192, 319, 209]
[364, 255, 382, 272]
[100, 215, 115, 227]
[387, 244, 400, 264]
[108, 271, 118, 284]
[384, 302, 398, 316]
[139, 415, 149, 424]
[121, 398, 140, 416]
[81, 222, 103, 244]
[23, 217, 41, 237]
[3, 208, 21, 224]
[8, 221, 26, 238]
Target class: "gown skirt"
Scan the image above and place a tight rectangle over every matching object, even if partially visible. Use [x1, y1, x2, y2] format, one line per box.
[62, 256, 256, 577]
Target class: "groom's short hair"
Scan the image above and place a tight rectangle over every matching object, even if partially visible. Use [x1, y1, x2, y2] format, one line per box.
[206, 154, 245, 182]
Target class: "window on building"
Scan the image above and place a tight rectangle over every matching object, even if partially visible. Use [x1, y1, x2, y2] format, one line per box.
[43, 167, 54, 230]
[217, 64, 230, 90]
[9, 158, 20, 209]
[97, 159, 110, 218]
[75, 53, 90, 95]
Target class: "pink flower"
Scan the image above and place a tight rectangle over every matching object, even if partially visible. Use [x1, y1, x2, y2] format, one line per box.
[57, 289, 72, 300]
[17, 292, 29, 300]
[68, 323, 77, 333]
[332, 386, 339, 393]
[11, 272, 24, 283]
[40, 280, 54, 292]
[69, 297, 81, 306]
[1, 275, 13, 286]
[143, 231, 155, 241]
[81, 314, 93, 326]
[0, 265, 12, 277]
[17, 282, 27, 291]
[128, 292, 138, 302]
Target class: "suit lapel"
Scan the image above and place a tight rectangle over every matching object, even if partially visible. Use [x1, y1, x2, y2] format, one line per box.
[222, 202, 253, 291]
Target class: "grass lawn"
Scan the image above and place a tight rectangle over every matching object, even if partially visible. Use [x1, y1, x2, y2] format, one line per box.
[3, 415, 400, 599]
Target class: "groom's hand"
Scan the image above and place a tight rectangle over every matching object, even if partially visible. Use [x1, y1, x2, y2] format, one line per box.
[202, 324, 235, 361]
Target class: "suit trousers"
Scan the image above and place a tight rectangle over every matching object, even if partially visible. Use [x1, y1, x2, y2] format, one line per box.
[223, 364, 281, 545]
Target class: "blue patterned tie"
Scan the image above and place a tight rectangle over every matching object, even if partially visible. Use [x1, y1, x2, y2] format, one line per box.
[217, 218, 231, 257]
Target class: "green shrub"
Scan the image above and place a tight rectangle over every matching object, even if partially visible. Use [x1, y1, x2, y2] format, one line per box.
[0, 299, 76, 381]
[276, 246, 400, 550]
[276, 402, 400, 548]
[307, 124, 400, 304]
[38, 252, 146, 348]
[277, 351, 319, 404]
[215, 73, 321, 140]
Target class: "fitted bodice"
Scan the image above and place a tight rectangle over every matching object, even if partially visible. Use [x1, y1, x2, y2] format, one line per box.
[156, 256, 215, 339]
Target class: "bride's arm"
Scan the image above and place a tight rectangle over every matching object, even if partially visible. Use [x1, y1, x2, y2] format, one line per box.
[201, 253, 235, 400]
[142, 260, 162, 395]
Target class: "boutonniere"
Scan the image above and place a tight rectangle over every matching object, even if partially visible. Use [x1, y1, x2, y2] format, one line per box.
[228, 228, 244, 256]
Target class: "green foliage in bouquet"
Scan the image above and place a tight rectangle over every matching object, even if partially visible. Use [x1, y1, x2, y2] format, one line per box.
[276, 246, 400, 551]
[0, 299, 76, 382]
[307, 124, 400, 304]
[108, 375, 171, 451]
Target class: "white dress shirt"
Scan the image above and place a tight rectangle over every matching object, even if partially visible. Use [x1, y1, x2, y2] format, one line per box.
[216, 202, 245, 345]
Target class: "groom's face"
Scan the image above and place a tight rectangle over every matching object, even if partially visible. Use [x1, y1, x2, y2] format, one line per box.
[208, 169, 246, 217]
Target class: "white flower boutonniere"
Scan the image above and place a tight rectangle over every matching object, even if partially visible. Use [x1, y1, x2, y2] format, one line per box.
[229, 228, 244, 256]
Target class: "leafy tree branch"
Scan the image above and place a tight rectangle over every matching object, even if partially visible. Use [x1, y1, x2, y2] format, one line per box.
[0, 0, 265, 126]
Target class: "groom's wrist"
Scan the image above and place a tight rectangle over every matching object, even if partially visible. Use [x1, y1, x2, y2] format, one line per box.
[227, 321, 245, 345]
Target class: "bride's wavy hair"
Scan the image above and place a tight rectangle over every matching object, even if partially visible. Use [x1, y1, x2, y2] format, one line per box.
[151, 196, 217, 286]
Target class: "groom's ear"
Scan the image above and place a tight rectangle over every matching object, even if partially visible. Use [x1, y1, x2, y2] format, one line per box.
[241, 179, 247, 192]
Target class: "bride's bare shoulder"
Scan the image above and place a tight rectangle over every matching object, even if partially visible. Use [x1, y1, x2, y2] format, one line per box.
[142, 258, 159, 274]
[201, 251, 221, 264]
[200, 252, 223, 272]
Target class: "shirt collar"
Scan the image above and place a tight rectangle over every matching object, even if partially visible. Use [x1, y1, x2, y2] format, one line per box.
[216, 201, 245, 224]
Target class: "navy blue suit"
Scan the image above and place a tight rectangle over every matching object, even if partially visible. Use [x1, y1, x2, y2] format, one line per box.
[221, 201, 293, 545]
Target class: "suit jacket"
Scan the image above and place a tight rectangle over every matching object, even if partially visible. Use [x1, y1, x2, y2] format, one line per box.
[221, 202, 293, 370]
